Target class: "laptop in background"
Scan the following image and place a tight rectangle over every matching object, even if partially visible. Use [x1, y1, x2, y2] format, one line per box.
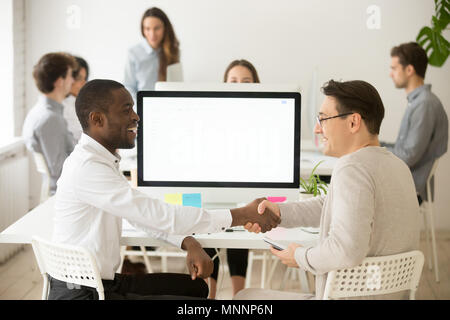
[166, 63, 183, 82]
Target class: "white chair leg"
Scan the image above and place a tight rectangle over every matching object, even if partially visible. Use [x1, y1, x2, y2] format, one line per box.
[266, 259, 279, 289]
[245, 250, 254, 288]
[260, 251, 268, 288]
[428, 204, 439, 282]
[298, 269, 310, 293]
[306, 271, 316, 294]
[139, 246, 154, 273]
[421, 205, 432, 270]
[279, 266, 290, 290]
[42, 275, 49, 300]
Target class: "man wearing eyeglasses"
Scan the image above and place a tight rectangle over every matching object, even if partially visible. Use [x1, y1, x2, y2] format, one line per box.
[236, 79, 420, 300]
[383, 42, 448, 205]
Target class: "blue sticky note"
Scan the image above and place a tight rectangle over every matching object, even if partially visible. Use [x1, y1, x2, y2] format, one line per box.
[182, 193, 202, 208]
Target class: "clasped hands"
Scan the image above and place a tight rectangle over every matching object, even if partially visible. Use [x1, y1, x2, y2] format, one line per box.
[184, 198, 299, 280]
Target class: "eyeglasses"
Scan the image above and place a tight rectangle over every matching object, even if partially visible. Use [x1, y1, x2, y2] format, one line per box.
[316, 112, 354, 128]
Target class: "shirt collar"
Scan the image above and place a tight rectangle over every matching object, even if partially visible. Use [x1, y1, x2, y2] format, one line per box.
[141, 39, 160, 55]
[407, 84, 431, 103]
[79, 133, 121, 166]
[39, 95, 64, 113]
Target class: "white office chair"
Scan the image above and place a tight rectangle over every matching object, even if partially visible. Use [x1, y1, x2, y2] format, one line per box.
[420, 159, 440, 282]
[323, 250, 424, 300]
[32, 152, 50, 203]
[31, 236, 105, 300]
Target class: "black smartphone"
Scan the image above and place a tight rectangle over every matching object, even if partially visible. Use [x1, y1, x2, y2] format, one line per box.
[263, 237, 286, 251]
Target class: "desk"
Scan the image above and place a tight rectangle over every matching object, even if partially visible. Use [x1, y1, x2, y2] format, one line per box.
[0, 196, 319, 290]
[0, 197, 319, 249]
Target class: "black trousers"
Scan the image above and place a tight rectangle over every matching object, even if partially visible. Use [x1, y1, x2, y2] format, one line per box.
[203, 248, 248, 281]
[48, 273, 209, 300]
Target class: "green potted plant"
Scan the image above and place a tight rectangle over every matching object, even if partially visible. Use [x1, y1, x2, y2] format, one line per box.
[416, 0, 450, 67]
[299, 160, 328, 199]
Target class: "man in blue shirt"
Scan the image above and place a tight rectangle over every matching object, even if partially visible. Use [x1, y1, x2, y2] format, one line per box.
[22, 53, 77, 195]
[383, 42, 448, 204]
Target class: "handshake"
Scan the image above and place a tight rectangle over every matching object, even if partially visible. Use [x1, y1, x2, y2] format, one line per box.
[230, 198, 281, 233]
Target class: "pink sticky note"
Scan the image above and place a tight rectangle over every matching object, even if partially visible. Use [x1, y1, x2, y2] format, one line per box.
[267, 196, 287, 203]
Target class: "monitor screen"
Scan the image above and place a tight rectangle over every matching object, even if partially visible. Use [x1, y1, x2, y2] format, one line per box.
[137, 91, 300, 190]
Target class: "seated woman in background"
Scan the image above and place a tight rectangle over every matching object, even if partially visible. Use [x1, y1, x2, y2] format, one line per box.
[204, 59, 260, 299]
[123, 7, 180, 101]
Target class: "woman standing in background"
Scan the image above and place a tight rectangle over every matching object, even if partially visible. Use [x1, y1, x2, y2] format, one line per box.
[123, 7, 180, 101]
[204, 59, 260, 299]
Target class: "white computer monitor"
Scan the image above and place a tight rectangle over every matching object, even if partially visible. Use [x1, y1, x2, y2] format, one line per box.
[136, 86, 301, 208]
[155, 81, 301, 93]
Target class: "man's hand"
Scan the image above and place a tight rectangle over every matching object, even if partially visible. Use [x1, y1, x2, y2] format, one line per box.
[230, 198, 281, 233]
[181, 236, 213, 280]
[243, 199, 281, 233]
[270, 243, 302, 268]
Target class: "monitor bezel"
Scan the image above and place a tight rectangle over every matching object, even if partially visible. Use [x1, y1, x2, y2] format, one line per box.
[137, 90, 301, 189]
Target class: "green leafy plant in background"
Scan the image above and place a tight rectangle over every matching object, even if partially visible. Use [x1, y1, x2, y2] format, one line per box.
[300, 160, 328, 196]
[416, 0, 450, 67]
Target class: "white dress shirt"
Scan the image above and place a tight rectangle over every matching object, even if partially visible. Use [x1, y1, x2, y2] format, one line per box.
[53, 133, 232, 280]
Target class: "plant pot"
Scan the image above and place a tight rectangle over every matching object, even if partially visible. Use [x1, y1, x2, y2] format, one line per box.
[299, 192, 315, 200]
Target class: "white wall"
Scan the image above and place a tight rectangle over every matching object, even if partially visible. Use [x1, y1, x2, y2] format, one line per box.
[23, 0, 450, 229]
[0, 0, 14, 146]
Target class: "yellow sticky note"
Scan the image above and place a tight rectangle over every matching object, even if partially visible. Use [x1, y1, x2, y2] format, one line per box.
[164, 193, 183, 205]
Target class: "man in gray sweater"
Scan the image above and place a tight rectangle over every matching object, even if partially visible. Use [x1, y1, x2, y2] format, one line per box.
[384, 42, 448, 204]
[235, 80, 420, 300]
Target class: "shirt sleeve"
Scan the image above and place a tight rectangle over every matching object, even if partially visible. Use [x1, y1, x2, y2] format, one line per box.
[73, 160, 232, 236]
[277, 196, 325, 228]
[294, 163, 374, 275]
[392, 103, 435, 167]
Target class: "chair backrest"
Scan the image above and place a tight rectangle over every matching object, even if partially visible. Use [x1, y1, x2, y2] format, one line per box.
[323, 250, 424, 300]
[32, 152, 50, 202]
[31, 236, 105, 300]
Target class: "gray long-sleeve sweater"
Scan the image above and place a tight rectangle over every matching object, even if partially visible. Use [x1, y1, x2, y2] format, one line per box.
[278, 146, 420, 299]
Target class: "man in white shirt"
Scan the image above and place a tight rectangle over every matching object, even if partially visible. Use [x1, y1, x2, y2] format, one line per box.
[236, 79, 420, 300]
[51, 79, 280, 300]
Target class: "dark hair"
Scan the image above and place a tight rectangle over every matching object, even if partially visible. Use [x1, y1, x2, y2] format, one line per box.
[32, 52, 77, 93]
[75, 79, 124, 131]
[72, 56, 89, 80]
[223, 59, 260, 83]
[391, 42, 428, 78]
[141, 7, 179, 81]
[321, 80, 385, 135]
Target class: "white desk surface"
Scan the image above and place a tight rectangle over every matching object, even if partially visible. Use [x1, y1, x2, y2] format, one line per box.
[0, 196, 319, 249]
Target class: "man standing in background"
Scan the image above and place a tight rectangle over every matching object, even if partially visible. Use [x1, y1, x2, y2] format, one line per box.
[22, 52, 77, 195]
[384, 42, 448, 204]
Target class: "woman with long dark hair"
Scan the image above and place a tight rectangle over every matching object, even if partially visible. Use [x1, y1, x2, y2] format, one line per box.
[124, 7, 180, 100]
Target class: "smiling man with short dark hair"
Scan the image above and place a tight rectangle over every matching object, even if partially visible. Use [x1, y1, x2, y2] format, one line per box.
[51, 79, 280, 300]
[237, 79, 421, 300]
